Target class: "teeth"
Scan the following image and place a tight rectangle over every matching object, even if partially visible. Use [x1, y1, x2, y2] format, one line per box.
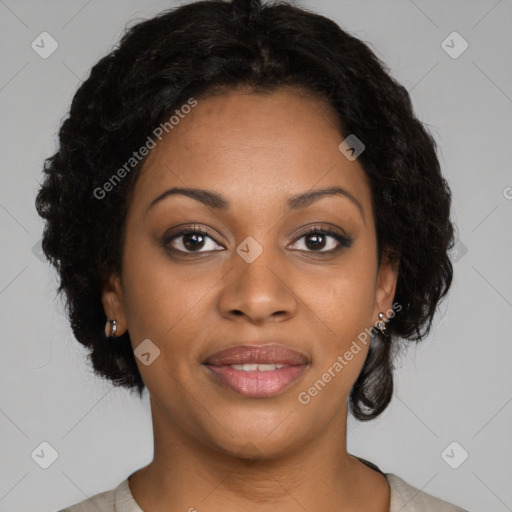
[230, 363, 286, 371]
[258, 363, 278, 371]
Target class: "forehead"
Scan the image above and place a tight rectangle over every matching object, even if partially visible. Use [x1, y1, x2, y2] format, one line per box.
[131, 87, 372, 218]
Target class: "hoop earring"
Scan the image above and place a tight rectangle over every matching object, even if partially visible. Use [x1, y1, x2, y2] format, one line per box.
[377, 312, 388, 336]
[105, 319, 117, 339]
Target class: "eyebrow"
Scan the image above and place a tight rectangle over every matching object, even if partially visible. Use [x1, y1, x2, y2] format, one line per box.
[146, 186, 365, 221]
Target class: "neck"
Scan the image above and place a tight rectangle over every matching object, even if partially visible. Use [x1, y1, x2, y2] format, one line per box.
[128, 397, 389, 512]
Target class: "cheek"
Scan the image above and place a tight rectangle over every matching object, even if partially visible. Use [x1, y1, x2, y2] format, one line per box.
[120, 247, 209, 395]
[120, 230, 204, 348]
[309, 251, 377, 338]
[299, 244, 377, 393]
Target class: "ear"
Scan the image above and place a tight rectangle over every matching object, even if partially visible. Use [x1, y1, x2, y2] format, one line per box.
[372, 249, 399, 324]
[101, 273, 128, 337]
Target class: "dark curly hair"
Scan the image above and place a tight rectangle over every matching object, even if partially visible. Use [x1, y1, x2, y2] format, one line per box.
[35, 0, 454, 421]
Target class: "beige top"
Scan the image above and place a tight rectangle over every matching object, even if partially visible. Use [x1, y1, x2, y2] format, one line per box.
[58, 472, 470, 511]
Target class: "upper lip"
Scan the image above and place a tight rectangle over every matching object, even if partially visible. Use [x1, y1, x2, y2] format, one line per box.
[204, 343, 310, 366]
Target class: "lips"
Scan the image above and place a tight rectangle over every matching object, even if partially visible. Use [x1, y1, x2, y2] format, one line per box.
[204, 344, 310, 366]
[203, 344, 310, 398]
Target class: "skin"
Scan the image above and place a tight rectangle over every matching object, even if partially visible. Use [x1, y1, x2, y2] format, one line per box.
[102, 86, 398, 512]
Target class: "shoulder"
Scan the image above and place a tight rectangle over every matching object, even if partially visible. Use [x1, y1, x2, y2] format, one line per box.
[386, 473, 470, 512]
[58, 473, 471, 512]
[57, 478, 129, 512]
[57, 488, 115, 512]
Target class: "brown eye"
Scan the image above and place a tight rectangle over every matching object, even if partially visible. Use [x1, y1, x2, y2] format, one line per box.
[164, 227, 224, 253]
[289, 228, 352, 253]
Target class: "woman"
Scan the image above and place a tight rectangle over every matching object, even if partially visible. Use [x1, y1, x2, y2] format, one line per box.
[36, 0, 470, 510]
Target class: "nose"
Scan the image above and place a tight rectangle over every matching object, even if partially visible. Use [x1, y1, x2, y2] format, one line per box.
[217, 245, 298, 324]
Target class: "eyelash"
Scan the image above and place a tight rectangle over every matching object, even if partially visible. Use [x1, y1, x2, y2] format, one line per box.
[163, 225, 353, 255]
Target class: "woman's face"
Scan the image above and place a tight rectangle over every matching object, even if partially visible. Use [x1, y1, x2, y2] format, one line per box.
[103, 87, 397, 458]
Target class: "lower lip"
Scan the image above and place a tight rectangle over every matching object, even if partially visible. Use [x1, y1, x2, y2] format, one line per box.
[204, 364, 308, 398]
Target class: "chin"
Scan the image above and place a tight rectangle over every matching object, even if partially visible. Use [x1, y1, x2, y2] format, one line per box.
[202, 416, 311, 462]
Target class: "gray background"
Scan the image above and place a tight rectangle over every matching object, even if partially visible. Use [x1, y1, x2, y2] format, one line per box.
[0, 0, 511, 510]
